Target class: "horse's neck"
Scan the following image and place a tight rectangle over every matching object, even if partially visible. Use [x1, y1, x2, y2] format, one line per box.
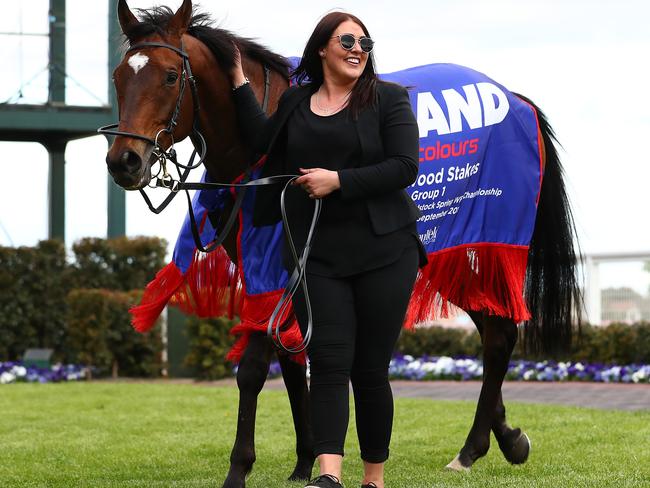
[184, 37, 245, 184]
[186, 37, 286, 185]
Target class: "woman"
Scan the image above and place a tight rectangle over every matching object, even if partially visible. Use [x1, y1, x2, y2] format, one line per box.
[230, 11, 425, 488]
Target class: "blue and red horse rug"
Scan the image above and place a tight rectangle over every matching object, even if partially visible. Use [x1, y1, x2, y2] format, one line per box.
[130, 63, 542, 363]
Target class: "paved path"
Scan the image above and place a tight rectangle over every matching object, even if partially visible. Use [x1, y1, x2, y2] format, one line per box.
[126, 378, 649, 411]
[247, 379, 649, 412]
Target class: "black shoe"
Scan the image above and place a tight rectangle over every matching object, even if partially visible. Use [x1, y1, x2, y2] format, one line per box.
[304, 474, 343, 488]
[360, 483, 378, 488]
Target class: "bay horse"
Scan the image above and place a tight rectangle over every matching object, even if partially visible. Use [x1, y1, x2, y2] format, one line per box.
[104, 0, 581, 485]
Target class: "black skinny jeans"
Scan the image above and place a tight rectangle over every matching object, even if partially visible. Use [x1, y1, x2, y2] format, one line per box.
[292, 245, 419, 463]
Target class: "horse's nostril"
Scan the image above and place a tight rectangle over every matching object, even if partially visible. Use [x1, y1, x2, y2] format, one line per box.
[120, 150, 143, 173]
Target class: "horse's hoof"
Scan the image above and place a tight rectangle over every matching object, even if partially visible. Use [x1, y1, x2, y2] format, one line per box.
[288, 469, 312, 482]
[499, 430, 531, 465]
[445, 454, 471, 472]
[222, 472, 247, 488]
[287, 457, 314, 481]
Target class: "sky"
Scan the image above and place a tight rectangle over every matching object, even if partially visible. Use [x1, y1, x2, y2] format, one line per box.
[1, 0, 649, 293]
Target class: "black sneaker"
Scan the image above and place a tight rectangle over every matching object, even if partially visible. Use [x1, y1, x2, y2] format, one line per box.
[360, 483, 378, 488]
[304, 474, 343, 488]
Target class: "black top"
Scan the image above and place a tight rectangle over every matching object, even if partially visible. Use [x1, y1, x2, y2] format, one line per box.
[232, 82, 427, 273]
[282, 97, 418, 276]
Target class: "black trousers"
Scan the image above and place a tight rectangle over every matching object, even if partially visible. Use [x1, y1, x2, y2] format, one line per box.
[292, 245, 419, 463]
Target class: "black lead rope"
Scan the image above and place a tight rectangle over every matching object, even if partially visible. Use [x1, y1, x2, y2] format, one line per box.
[165, 174, 320, 354]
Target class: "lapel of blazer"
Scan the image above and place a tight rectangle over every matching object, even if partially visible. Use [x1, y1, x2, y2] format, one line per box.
[355, 104, 376, 166]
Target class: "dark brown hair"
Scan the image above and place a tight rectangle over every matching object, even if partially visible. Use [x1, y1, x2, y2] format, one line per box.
[292, 11, 378, 119]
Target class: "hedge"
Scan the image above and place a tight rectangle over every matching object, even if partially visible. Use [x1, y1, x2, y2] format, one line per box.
[396, 322, 650, 364]
[0, 237, 167, 376]
[66, 289, 163, 378]
[0, 240, 70, 361]
[184, 316, 237, 380]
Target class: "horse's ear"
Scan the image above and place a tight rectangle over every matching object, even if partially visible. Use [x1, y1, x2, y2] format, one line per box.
[117, 0, 140, 37]
[168, 0, 193, 37]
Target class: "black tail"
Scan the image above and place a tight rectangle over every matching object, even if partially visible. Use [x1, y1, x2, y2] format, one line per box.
[516, 94, 582, 355]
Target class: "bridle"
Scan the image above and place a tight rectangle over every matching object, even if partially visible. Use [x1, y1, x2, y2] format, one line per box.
[98, 40, 206, 214]
[98, 39, 316, 354]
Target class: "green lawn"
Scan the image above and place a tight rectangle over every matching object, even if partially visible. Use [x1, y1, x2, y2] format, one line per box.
[0, 383, 648, 487]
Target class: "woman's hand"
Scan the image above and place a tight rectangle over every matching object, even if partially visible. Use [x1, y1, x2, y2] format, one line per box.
[294, 168, 341, 199]
[230, 44, 247, 88]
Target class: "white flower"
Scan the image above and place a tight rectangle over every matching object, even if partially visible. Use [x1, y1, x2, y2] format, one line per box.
[632, 368, 648, 383]
[434, 356, 454, 375]
[11, 366, 27, 377]
[0, 372, 16, 384]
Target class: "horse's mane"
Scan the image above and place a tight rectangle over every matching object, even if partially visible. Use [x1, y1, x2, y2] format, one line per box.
[124, 6, 291, 76]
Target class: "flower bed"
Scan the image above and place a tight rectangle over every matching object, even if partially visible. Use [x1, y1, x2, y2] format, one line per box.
[388, 355, 650, 383]
[0, 362, 87, 384]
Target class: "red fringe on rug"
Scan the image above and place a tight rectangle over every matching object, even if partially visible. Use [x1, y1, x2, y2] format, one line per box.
[226, 290, 306, 365]
[130, 246, 242, 333]
[130, 246, 305, 364]
[405, 244, 531, 328]
[133, 242, 529, 363]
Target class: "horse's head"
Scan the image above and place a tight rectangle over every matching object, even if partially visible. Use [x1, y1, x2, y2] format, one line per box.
[106, 0, 195, 189]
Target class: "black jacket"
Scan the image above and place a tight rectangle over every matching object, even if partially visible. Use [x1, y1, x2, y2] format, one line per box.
[232, 81, 422, 234]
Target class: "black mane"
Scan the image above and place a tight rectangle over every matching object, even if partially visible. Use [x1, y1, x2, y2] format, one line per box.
[124, 6, 290, 76]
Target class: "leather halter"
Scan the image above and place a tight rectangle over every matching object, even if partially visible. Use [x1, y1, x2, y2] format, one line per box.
[98, 40, 314, 354]
[98, 40, 208, 214]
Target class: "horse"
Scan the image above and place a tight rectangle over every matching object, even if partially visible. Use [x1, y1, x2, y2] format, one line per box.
[104, 0, 581, 485]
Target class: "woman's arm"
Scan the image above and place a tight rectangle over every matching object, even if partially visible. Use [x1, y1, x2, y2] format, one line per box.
[229, 46, 277, 153]
[337, 85, 419, 199]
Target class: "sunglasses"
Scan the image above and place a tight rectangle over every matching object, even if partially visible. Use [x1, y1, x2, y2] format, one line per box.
[331, 33, 374, 53]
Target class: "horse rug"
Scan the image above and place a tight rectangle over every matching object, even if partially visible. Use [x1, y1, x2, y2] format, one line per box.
[130, 63, 542, 363]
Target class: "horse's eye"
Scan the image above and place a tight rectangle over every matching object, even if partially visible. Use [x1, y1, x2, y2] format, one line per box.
[166, 71, 179, 85]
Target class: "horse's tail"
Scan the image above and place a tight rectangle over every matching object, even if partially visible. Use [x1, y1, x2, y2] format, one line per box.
[516, 94, 582, 355]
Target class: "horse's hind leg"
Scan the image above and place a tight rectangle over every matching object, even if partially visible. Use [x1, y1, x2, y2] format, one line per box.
[223, 333, 273, 488]
[277, 352, 315, 481]
[492, 392, 531, 465]
[466, 312, 531, 466]
[446, 313, 518, 471]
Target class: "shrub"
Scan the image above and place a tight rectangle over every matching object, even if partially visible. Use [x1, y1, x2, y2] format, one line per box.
[70, 236, 167, 291]
[184, 316, 237, 380]
[396, 326, 482, 358]
[396, 322, 650, 365]
[66, 289, 162, 377]
[0, 237, 167, 376]
[0, 240, 70, 361]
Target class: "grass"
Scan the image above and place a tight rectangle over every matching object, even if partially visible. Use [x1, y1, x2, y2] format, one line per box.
[0, 383, 648, 487]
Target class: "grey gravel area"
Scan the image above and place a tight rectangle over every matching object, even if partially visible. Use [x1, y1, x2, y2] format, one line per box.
[255, 379, 650, 412]
[111, 378, 649, 411]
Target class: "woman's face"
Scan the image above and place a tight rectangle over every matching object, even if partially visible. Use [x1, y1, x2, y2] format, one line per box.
[321, 19, 370, 84]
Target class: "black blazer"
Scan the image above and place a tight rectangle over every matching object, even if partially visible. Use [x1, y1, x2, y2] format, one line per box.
[232, 81, 422, 234]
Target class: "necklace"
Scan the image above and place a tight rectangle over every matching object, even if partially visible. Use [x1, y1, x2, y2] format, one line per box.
[315, 88, 351, 114]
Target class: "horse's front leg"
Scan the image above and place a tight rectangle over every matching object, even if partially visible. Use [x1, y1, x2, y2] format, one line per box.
[447, 313, 518, 471]
[277, 352, 315, 481]
[223, 333, 273, 488]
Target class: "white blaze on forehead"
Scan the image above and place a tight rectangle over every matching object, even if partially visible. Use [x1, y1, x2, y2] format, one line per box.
[128, 53, 149, 75]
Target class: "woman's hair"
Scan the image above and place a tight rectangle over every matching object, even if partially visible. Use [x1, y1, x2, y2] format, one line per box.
[292, 11, 379, 119]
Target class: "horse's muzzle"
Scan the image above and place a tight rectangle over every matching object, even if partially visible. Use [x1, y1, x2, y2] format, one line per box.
[106, 149, 152, 189]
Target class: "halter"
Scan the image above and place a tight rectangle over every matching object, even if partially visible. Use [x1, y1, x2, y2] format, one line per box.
[98, 40, 206, 214]
[98, 40, 314, 354]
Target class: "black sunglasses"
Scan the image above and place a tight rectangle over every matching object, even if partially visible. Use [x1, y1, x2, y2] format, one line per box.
[331, 33, 374, 53]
